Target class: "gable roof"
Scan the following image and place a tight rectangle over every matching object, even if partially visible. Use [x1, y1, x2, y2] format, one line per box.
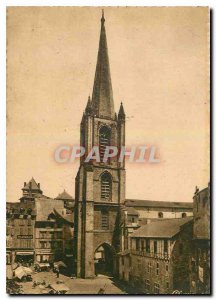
[35, 198, 65, 221]
[125, 199, 193, 209]
[54, 208, 74, 224]
[130, 217, 193, 238]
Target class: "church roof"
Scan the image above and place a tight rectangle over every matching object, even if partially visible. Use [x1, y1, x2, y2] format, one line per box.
[22, 177, 42, 191]
[91, 11, 115, 119]
[125, 199, 193, 209]
[131, 217, 193, 239]
[55, 190, 74, 201]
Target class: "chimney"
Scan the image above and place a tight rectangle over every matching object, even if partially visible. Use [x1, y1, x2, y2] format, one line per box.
[24, 182, 26, 187]
[38, 183, 40, 189]
[29, 182, 32, 190]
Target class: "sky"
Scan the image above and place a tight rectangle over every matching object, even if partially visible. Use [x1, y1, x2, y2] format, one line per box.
[7, 7, 210, 203]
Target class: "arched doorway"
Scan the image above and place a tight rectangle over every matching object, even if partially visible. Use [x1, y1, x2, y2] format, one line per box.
[94, 243, 115, 276]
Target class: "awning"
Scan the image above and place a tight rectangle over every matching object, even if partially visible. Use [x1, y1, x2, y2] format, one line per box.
[23, 267, 33, 275]
[14, 267, 27, 279]
[37, 263, 50, 267]
[50, 283, 69, 292]
[16, 251, 34, 256]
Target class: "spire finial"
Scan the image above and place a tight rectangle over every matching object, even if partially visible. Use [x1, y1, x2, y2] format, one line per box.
[101, 9, 105, 24]
[118, 102, 126, 121]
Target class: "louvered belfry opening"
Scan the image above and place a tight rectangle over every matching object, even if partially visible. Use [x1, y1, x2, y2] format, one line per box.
[99, 126, 111, 162]
[101, 210, 109, 230]
[101, 172, 112, 201]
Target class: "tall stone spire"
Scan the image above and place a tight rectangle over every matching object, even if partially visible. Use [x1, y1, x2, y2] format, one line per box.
[91, 10, 115, 119]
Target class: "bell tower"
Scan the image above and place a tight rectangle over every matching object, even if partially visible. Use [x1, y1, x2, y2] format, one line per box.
[74, 11, 126, 278]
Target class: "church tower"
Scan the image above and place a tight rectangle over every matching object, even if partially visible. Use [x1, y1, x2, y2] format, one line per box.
[74, 11, 126, 278]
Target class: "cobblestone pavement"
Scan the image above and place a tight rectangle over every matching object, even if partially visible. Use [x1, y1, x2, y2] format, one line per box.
[17, 271, 128, 294]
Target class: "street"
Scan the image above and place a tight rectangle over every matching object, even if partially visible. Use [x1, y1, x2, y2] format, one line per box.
[13, 271, 129, 294]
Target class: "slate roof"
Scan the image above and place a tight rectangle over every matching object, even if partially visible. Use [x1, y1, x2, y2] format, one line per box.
[130, 217, 193, 238]
[22, 177, 42, 191]
[54, 208, 74, 224]
[125, 199, 193, 209]
[55, 190, 74, 201]
[35, 198, 65, 221]
[91, 11, 115, 119]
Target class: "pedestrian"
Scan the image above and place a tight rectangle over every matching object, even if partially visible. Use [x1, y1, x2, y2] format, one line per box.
[56, 268, 60, 278]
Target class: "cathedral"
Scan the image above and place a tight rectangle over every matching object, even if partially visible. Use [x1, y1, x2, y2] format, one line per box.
[74, 11, 126, 278]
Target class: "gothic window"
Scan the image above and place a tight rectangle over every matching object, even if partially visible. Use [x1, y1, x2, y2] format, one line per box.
[101, 172, 112, 201]
[99, 126, 111, 163]
[101, 210, 109, 230]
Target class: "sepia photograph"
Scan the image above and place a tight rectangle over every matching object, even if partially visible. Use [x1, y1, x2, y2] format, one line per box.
[6, 6, 210, 295]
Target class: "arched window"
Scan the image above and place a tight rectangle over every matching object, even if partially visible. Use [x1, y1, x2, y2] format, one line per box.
[158, 212, 163, 218]
[101, 172, 112, 201]
[99, 126, 111, 163]
[182, 213, 187, 218]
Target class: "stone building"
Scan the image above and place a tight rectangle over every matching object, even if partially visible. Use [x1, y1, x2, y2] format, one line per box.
[34, 198, 67, 263]
[6, 201, 36, 265]
[121, 200, 193, 251]
[55, 190, 75, 210]
[6, 178, 74, 267]
[74, 12, 126, 278]
[125, 199, 193, 220]
[20, 177, 43, 203]
[119, 217, 193, 294]
[189, 184, 210, 294]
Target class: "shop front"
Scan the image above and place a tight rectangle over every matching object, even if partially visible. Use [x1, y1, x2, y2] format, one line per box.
[36, 251, 54, 263]
[15, 251, 34, 264]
